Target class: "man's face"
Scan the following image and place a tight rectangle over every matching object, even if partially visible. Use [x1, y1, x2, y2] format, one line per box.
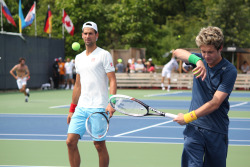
[82, 28, 98, 46]
[20, 60, 25, 65]
[200, 45, 222, 67]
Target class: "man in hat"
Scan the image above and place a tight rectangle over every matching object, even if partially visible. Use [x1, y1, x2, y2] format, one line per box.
[66, 21, 117, 167]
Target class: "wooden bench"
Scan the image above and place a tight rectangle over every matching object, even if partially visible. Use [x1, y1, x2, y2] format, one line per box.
[115, 73, 250, 90]
[116, 73, 193, 89]
[234, 74, 250, 90]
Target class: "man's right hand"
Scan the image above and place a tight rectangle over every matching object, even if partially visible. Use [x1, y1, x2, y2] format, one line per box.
[67, 112, 74, 124]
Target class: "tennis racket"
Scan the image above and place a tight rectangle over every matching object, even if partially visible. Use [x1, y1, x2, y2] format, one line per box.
[85, 112, 110, 139]
[109, 94, 177, 119]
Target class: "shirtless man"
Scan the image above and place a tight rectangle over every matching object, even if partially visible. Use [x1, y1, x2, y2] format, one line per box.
[10, 57, 30, 102]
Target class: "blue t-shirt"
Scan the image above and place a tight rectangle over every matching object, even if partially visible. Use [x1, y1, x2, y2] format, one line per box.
[189, 53, 237, 134]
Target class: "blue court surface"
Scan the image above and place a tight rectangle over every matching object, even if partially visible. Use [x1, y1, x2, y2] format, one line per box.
[0, 113, 249, 146]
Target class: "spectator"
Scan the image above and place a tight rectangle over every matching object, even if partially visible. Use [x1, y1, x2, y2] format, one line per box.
[148, 58, 155, 67]
[142, 58, 147, 72]
[116, 59, 124, 73]
[126, 59, 132, 73]
[58, 57, 66, 89]
[146, 61, 155, 73]
[52, 58, 59, 89]
[129, 58, 136, 73]
[72, 59, 76, 83]
[65, 58, 75, 90]
[241, 61, 249, 74]
[135, 58, 145, 73]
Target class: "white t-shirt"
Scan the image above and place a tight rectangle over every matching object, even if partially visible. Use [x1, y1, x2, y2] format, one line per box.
[75, 47, 115, 108]
[65, 62, 74, 74]
[163, 58, 178, 72]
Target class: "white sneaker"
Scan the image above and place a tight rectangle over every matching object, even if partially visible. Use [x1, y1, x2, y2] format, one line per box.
[162, 87, 165, 90]
[167, 88, 170, 92]
[65, 86, 69, 90]
[71, 86, 74, 90]
[26, 88, 30, 97]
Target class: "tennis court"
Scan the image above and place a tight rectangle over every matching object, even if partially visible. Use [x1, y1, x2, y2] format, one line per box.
[0, 89, 250, 167]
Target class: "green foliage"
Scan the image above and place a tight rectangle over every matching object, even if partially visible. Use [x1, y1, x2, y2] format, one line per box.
[1, 0, 249, 64]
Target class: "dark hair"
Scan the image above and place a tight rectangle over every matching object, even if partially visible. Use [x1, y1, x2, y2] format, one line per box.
[19, 57, 25, 63]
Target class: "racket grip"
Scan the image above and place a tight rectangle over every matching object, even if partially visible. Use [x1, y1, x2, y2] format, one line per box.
[164, 113, 178, 119]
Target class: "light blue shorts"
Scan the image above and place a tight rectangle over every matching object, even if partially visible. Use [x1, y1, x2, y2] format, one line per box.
[67, 107, 107, 141]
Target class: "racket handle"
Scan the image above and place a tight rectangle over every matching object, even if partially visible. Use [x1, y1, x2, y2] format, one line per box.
[164, 113, 178, 119]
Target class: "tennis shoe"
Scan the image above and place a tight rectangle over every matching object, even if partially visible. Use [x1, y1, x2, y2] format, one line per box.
[26, 88, 30, 97]
[25, 97, 28, 102]
[162, 87, 165, 90]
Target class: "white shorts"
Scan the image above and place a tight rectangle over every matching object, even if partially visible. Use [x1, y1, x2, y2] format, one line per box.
[16, 77, 27, 89]
[162, 70, 171, 78]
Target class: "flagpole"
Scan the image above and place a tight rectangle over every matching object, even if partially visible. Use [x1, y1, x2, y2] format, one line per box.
[1, 3, 3, 32]
[34, 1, 37, 36]
[62, 9, 64, 39]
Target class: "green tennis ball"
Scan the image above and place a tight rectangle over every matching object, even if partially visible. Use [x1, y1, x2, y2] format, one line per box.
[193, 70, 200, 76]
[178, 35, 181, 38]
[72, 42, 80, 51]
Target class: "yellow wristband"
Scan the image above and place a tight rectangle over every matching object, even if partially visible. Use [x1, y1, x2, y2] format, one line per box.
[184, 111, 197, 123]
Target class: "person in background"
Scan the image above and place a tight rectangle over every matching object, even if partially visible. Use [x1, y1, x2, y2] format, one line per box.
[58, 57, 66, 89]
[146, 61, 155, 73]
[10, 57, 30, 102]
[52, 58, 59, 89]
[148, 58, 155, 67]
[115, 58, 124, 73]
[126, 59, 132, 73]
[72, 59, 76, 83]
[65, 58, 75, 90]
[129, 58, 136, 73]
[241, 61, 249, 74]
[135, 58, 145, 73]
[161, 53, 179, 91]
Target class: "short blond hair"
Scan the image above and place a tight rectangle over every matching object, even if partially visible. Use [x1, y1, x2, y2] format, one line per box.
[195, 26, 224, 50]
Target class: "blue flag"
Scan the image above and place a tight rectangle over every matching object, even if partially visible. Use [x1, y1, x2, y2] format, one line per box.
[19, 0, 27, 33]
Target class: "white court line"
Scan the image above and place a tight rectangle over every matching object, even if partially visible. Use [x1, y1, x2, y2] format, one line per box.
[230, 102, 248, 108]
[113, 120, 174, 137]
[49, 105, 69, 109]
[144, 91, 183, 97]
[0, 165, 66, 167]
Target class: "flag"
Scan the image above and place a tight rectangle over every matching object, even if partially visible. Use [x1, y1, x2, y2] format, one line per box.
[44, 6, 52, 34]
[24, 3, 35, 27]
[19, 0, 27, 33]
[0, 0, 16, 27]
[62, 10, 74, 36]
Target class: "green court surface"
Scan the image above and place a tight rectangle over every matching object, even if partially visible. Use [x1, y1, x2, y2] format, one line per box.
[0, 89, 250, 167]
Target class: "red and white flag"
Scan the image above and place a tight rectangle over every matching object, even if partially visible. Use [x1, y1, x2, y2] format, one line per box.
[62, 10, 74, 36]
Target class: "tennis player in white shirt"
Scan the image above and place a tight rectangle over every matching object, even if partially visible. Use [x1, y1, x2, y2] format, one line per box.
[66, 21, 117, 167]
[161, 53, 179, 91]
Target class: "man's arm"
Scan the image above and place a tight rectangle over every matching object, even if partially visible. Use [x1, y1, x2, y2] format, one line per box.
[10, 65, 18, 79]
[174, 90, 228, 125]
[173, 49, 207, 81]
[106, 71, 117, 117]
[67, 74, 81, 124]
[25, 65, 30, 78]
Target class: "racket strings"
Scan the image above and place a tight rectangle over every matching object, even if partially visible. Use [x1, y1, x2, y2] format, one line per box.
[111, 97, 148, 116]
[86, 112, 109, 139]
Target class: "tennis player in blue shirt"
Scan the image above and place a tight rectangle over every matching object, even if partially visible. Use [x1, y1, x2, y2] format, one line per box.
[173, 26, 237, 167]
